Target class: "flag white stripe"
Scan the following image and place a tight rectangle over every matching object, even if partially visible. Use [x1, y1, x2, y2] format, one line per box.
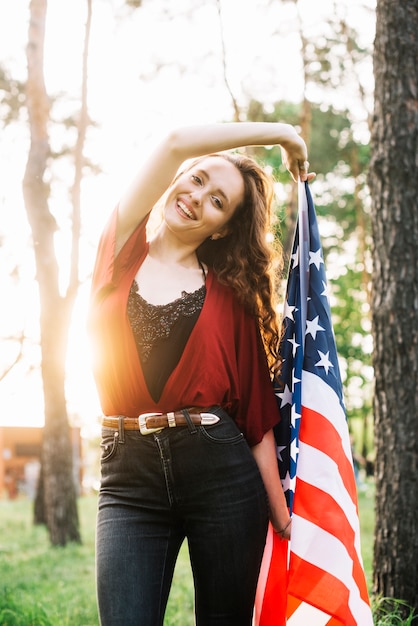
[291, 515, 352, 583]
[296, 441, 360, 535]
[287, 601, 332, 626]
[302, 371, 352, 462]
[296, 440, 364, 564]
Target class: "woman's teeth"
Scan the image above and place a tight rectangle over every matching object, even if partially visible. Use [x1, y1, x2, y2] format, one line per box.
[178, 200, 194, 219]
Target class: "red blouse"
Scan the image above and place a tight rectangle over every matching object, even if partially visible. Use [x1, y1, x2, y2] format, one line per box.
[88, 208, 281, 446]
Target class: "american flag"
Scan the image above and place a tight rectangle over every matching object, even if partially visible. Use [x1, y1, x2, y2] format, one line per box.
[255, 182, 373, 626]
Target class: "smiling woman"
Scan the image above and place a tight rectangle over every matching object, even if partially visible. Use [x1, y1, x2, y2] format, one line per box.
[160, 156, 244, 260]
[86, 121, 311, 626]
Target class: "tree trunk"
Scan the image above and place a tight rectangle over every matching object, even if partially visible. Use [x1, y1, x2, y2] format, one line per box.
[23, 0, 80, 545]
[369, 0, 418, 616]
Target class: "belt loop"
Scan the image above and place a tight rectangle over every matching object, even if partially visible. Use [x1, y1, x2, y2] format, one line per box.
[118, 416, 125, 443]
[182, 408, 197, 434]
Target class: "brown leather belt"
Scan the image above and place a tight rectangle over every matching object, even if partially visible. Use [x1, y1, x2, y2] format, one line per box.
[101, 408, 220, 435]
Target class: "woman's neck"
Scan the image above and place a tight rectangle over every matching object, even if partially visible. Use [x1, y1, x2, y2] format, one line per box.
[134, 233, 205, 305]
[149, 231, 201, 270]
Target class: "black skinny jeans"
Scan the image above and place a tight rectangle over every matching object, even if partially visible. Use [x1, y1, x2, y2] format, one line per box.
[96, 407, 269, 626]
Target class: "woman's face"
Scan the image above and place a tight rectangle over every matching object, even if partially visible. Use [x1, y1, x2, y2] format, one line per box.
[163, 157, 244, 246]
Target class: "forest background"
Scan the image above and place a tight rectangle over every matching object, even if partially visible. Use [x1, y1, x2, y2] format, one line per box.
[2, 0, 418, 620]
[0, 0, 375, 457]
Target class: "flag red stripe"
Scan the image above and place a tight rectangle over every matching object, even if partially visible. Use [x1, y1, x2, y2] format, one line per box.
[287, 554, 357, 626]
[300, 405, 357, 502]
[257, 532, 288, 626]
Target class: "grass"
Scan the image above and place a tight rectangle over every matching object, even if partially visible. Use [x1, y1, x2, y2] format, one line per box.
[0, 480, 414, 625]
[357, 478, 375, 590]
[371, 597, 417, 625]
[0, 495, 194, 626]
[0, 497, 98, 626]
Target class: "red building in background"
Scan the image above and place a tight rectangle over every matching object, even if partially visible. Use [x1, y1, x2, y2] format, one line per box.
[0, 426, 81, 498]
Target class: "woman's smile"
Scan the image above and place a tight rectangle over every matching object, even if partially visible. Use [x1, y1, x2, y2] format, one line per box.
[176, 198, 196, 220]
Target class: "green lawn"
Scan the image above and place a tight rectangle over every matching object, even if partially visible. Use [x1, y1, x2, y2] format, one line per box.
[0, 495, 195, 625]
[357, 479, 375, 590]
[0, 496, 99, 626]
[0, 481, 405, 626]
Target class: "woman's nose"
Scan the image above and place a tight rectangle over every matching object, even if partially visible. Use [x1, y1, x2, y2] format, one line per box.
[189, 190, 202, 205]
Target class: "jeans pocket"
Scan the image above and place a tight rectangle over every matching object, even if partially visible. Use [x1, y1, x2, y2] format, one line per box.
[100, 429, 119, 462]
[199, 418, 244, 445]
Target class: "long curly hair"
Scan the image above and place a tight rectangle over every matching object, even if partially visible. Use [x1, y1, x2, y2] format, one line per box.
[190, 152, 283, 378]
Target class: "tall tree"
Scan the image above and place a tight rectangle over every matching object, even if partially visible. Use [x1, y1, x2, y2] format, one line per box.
[22, 0, 92, 545]
[369, 0, 418, 616]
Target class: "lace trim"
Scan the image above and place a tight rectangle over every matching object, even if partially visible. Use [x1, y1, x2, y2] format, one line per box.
[127, 279, 206, 362]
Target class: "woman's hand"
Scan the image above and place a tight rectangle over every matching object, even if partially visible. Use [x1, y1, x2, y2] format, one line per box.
[251, 429, 292, 541]
[279, 126, 315, 183]
[274, 517, 292, 541]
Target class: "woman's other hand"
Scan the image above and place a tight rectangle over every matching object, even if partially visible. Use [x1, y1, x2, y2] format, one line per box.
[279, 126, 316, 183]
[275, 518, 292, 541]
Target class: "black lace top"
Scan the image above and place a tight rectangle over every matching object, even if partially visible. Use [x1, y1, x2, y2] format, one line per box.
[127, 279, 206, 402]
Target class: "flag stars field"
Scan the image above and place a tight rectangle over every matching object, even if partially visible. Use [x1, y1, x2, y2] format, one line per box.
[287, 335, 300, 357]
[305, 315, 325, 339]
[277, 383, 293, 408]
[309, 247, 324, 270]
[315, 349, 334, 375]
[320, 279, 330, 299]
[283, 301, 297, 321]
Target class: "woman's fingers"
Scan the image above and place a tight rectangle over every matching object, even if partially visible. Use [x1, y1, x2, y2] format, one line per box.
[298, 160, 309, 182]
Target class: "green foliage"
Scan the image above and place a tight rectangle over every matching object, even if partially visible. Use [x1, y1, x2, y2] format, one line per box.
[0, 497, 98, 626]
[0, 65, 26, 126]
[372, 597, 417, 625]
[165, 545, 194, 626]
[0, 591, 52, 626]
[303, 13, 371, 96]
[357, 482, 374, 589]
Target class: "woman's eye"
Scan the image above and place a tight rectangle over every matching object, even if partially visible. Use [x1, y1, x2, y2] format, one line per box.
[191, 175, 202, 185]
[212, 196, 223, 209]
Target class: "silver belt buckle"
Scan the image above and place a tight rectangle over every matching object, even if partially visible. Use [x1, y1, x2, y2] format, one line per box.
[139, 412, 164, 435]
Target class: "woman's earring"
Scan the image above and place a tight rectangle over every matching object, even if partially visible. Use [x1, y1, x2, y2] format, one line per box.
[210, 233, 222, 241]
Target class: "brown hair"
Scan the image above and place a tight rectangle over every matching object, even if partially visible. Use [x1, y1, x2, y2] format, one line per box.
[193, 153, 283, 378]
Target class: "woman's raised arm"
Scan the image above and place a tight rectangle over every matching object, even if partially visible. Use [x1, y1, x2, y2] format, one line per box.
[117, 122, 310, 248]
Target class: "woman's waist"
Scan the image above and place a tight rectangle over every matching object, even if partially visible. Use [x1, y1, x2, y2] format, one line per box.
[101, 405, 235, 434]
